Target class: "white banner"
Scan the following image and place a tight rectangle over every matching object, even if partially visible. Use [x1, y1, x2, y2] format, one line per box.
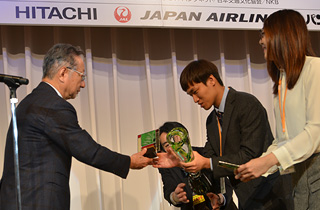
[0, 0, 319, 30]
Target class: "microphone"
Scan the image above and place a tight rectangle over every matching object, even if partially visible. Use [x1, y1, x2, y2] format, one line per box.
[0, 73, 29, 85]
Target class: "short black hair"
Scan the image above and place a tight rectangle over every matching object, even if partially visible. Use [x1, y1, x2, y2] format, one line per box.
[159, 121, 187, 135]
[180, 59, 223, 92]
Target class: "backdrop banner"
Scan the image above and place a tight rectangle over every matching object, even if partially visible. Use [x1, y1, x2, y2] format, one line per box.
[0, 0, 319, 30]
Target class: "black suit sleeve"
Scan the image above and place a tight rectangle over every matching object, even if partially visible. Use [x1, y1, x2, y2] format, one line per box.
[44, 99, 131, 178]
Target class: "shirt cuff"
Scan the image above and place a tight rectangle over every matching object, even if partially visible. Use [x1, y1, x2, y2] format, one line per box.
[220, 194, 226, 206]
[210, 158, 213, 171]
[272, 147, 293, 170]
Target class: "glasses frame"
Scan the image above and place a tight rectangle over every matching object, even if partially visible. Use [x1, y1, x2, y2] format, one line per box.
[66, 66, 86, 81]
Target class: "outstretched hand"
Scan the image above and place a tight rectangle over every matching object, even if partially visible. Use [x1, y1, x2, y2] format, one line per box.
[152, 148, 181, 168]
[130, 148, 154, 169]
[172, 183, 189, 204]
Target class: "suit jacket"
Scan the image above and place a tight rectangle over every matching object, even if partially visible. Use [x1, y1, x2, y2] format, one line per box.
[0, 82, 131, 210]
[203, 87, 292, 210]
[159, 147, 237, 210]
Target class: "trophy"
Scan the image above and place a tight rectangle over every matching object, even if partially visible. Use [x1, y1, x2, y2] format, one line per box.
[166, 127, 212, 195]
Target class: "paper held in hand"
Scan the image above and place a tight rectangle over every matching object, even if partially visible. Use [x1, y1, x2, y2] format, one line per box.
[218, 161, 240, 170]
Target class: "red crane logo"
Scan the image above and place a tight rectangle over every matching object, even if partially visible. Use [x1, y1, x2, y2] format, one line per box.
[114, 6, 132, 23]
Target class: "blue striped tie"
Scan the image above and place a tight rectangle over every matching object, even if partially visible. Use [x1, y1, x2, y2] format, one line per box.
[216, 111, 223, 126]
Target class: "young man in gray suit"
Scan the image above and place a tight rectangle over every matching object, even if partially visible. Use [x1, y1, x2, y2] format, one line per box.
[154, 59, 293, 210]
[0, 43, 153, 210]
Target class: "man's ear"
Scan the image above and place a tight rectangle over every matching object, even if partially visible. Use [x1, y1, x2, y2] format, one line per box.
[57, 66, 68, 82]
[207, 75, 216, 86]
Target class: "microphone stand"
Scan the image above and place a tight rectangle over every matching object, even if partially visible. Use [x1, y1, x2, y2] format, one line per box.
[3, 78, 22, 210]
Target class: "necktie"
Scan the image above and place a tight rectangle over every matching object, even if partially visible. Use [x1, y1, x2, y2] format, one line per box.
[216, 111, 223, 126]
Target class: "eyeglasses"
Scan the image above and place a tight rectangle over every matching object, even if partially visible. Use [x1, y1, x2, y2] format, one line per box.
[66, 67, 86, 81]
[259, 29, 265, 39]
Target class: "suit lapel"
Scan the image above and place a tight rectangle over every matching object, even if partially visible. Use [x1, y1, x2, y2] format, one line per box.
[221, 87, 236, 154]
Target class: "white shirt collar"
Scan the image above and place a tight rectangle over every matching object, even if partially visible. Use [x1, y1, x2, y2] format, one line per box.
[44, 82, 62, 98]
[216, 87, 229, 113]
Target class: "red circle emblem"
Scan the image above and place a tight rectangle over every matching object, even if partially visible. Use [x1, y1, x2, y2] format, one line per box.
[114, 6, 132, 23]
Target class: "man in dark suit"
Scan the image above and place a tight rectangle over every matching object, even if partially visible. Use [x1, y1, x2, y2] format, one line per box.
[158, 121, 238, 210]
[154, 60, 293, 209]
[0, 43, 153, 210]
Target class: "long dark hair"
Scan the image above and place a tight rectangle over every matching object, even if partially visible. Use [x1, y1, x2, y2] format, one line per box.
[263, 9, 315, 94]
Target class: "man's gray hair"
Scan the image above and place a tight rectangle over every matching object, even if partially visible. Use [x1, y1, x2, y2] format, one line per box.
[42, 43, 84, 79]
